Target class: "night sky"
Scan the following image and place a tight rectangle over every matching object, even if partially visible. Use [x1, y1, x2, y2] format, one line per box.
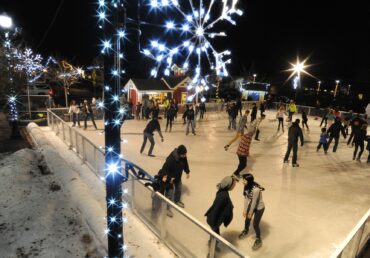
[2, 0, 370, 92]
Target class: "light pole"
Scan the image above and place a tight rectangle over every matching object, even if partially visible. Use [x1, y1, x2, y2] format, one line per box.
[292, 62, 303, 100]
[347, 84, 351, 95]
[1, 13, 20, 138]
[334, 80, 340, 98]
[317, 81, 321, 93]
[253, 73, 257, 82]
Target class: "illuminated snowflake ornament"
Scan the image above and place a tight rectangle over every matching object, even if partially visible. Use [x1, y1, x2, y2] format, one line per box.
[14, 48, 44, 82]
[142, 0, 243, 95]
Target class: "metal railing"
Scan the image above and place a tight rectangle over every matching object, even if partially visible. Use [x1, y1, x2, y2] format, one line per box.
[47, 108, 246, 258]
[330, 209, 370, 258]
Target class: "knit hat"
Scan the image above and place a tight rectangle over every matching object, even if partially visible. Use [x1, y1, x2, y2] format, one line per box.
[177, 145, 187, 155]
[217, 176, 234, 190]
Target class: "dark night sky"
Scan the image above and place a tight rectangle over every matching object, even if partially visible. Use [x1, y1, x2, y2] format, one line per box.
[2, 0, 370, 92]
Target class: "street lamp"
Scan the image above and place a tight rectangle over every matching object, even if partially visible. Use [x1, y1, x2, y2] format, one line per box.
[253, 73, 257, 82]
[347, 84, 351, 95]
[0, 14, 13, 29]
[334, 80, 340, 97]
[317, 81, 321, 93]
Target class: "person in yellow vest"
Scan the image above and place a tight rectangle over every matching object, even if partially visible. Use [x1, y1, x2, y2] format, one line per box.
[163, 97, 170, 118]
[287, 100, 297, 122]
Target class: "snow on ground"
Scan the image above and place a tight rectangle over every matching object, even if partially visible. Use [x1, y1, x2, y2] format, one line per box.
[0, 148, 104, 258]
[28, 123, 176, 258]
[70, 110, 370, 258]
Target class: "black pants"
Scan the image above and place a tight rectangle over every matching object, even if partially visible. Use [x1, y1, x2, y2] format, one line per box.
[368, 151, 370, 162]
[244, 208, 265, 239]
[317, 142, 328, 152]
[278, 118, 284, 131]
[354, 142, 364, 159]
[255, 129, 260, 140]
[200, 110, 205, 119]
[288, 112, 294, 121]
[166, 118, 173, 131]
[320, 117, 327, 127]
[84, 113, 97, 129]
[347, 131, 355, 145]
[251, 115, 256, 123]
[302, 121, 309, 129]
[284, 142, 298, 164]
[327, 136, 339, 152]
[234, 156, 247, 176]
[140, 132, 155, 155]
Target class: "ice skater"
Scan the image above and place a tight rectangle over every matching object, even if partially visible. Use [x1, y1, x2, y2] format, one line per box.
[317, 127, 329, 154]
[140, 118, 164, 157]
[160, 145, 190, 217]
[301, 110, 309, 130]
[276, 106, 287, 132]
[238, 173, 265, 251]
[283, 119, 304, 167]
[250, 103, 257, 123]
[165, 104, 176, 132]
[205, 176, 236, 236]
[353, 124, 367, 161]
[227, 102, 238, 130]
[233, 126, 256, 179]
[327, 117, 346, 153]
[82, 100, 97, 130]
[224, 109, 250, 151]
[69, 100, 81, 128]
[287, 100, 297, 122]
[254, 114, 266, 141]
[183, 104, 196, 135]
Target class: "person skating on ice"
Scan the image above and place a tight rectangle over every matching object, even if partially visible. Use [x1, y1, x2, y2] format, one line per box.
[165, 103, 176, 132]
[238, 173, 265, 251]
[250, 103, 257, 123]
[276, 106, 287, 132]
[254, 114, 266, 141]
[301, 110, 309, 130]
[283, 119, 304, 167]
[224, 109, 250, 151]
[183, 104, 196, 135]
[140, 117, 164, 157]
[353, 124, 367, 161]
[327, 117, 346, 153]
[317, 127, 329, 154]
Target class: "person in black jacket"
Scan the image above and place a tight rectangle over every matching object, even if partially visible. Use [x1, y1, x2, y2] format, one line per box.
[366, 135, 370, 163]
[236, 97, 243, 116]
[183, 104, 196, 135]
[227, 103, 238, 130]
[301, 111, 309, 130]
[82, 100, 97, 130]
[347, 115, 366, 146]
[151, 103, 160, 120]
[199, 101, 206, 119]
[353, 124, 367, 161]
[251, 103, 257, 122]
[205, 176, 236, 235]
[140, 118, 164, 157]
[283, 119, 304, 167]
[165, 104, 176, 132]
[160, 145, 190, 217]
[327, 117, 346, 153]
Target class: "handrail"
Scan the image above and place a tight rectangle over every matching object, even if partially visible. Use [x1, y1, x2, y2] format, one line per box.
[330, 209, 370, 258]
[46, 108, 246, 258]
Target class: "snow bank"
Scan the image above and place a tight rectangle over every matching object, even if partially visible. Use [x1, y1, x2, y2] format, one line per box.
[0, 148, 104, 257]
[27, 123, 108, 255]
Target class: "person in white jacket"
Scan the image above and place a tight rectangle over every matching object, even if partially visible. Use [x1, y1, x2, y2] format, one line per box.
[69, 100, 81, 127]
[238, 173, 265, 251]
[276, 106, 288, 132]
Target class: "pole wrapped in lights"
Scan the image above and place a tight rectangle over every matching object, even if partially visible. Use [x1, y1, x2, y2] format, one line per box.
[141, 0, 243, 101]
[97, 0, 128, 257]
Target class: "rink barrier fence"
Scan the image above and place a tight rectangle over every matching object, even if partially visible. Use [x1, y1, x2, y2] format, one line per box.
[47, 108, 247, 258]
[330, 209, 370, 258]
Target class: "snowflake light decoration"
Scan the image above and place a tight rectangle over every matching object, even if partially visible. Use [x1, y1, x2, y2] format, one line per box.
[142, 0, 243, 96]
[14, 48, 44, 82]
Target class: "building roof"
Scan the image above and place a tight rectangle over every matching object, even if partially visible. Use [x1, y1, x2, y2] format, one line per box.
[162, 76, 190, 89]
[129, 79, 172, 92]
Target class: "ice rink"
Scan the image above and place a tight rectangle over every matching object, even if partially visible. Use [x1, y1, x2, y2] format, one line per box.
[73, 110, 370, 258]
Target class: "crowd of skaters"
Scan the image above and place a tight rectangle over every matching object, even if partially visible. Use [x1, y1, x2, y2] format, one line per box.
[68, 94, 369, 252]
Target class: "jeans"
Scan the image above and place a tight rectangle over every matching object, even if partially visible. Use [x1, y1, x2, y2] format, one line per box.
[72, 113, 80, 126]
[284, 142, 298, 164]
[317, 142, 328, 152]
[244, 208, 265, 239]
[140, 132, 155, 154]
[228, 116, 236, 130]
[234, 156, 247, 176]
[166, 118, 173, 131]
[327, 136, 339, 152]
[186, 120, 195, 134]
[200, 110, 205, 119]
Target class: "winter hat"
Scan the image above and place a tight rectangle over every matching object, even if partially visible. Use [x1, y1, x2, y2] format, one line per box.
[177, 145, 187, 155]
[217, 176, 234, 190]
[295, 119, 300, 124]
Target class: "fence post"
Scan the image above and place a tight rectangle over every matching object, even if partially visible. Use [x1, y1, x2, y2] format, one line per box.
[62, 120, 65, 140]
[56, 119, 59, 136]
[208, 237, 217, 258]
[68, 126, 72, 150]
[82, 137, 86, 163]
[47, 110, 50, 126]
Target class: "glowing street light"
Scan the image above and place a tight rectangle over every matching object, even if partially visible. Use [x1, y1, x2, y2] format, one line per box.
[347, 84, 351, 95]
[0, 14, 13, 29]
[317, 81, 321, 93]
[334, 80, 340, 97]
[253, 73, 257, 82]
